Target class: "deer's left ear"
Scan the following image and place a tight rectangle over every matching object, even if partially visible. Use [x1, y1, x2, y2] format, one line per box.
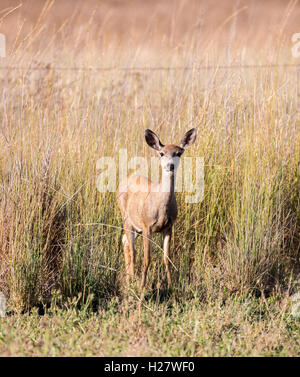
[180, 128, 197, 149]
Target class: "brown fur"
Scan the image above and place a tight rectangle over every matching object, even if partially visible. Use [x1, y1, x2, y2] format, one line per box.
[116, 129, 197, 290]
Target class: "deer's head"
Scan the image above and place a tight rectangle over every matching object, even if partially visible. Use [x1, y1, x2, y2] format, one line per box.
[145, 128, 197, 173]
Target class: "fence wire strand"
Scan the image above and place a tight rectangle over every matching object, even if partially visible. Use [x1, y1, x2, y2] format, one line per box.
[0, 63, 299, 72]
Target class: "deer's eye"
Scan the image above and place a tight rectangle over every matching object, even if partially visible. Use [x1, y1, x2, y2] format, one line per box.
[159, 152, 164, 157]
[177, 151, 183, 157]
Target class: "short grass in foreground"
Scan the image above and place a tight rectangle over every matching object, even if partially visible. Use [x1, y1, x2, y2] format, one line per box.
[0, 294, 299, 357]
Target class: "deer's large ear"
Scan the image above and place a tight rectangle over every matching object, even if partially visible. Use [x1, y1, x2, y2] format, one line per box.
[145, 129, 164, 151]
[180, 128, 197, 149]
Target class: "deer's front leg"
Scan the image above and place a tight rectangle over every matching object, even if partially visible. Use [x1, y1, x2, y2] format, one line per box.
[141, 229, 151, 289]
[163, 228, 172, 287]
[124, 226, 137, 279]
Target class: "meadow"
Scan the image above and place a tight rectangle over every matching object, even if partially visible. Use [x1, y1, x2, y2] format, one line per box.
[0, 0, 299, 356]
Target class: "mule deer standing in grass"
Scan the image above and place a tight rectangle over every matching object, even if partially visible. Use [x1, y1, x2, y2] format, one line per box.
[117, 128, 197, 291]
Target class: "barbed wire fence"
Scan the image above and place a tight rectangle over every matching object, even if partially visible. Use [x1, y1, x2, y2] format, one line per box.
[0, 63, 299, 71]
[0, 62, 299, 111]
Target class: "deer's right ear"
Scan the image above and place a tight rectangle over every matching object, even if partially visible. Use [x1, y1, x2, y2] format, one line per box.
[145, 129, 164, 151]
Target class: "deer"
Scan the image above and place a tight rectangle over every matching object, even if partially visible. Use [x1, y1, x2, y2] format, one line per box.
[116, 128, 197, 293]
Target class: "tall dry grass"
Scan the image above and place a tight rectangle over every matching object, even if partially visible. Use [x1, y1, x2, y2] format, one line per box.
[0, 0, 299, 311]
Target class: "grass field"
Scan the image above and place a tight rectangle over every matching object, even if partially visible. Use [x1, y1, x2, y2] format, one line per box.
[1, 295, 300, 356]
[0, 0, 299, 356]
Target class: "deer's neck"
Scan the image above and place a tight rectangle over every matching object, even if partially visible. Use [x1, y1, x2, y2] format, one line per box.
[160, 170, 176, 202]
